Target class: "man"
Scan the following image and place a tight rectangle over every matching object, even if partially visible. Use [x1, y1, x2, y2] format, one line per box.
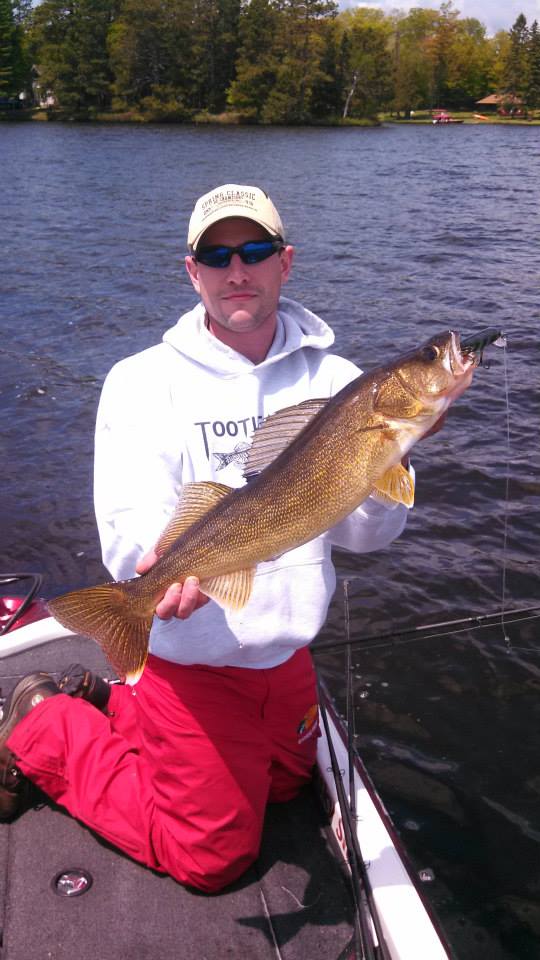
[0, 184, 412, 892]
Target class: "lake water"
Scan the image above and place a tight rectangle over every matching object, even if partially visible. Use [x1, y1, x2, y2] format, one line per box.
[1, 121, 540, 957]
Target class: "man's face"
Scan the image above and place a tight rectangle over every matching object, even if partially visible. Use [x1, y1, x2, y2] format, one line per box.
[185, 217, 293, 337]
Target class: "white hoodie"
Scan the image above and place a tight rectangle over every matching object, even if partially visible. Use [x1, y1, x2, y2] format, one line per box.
[94, 297, 409, 669]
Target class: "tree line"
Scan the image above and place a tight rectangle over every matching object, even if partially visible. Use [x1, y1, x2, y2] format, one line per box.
[1, 0, 540, 122]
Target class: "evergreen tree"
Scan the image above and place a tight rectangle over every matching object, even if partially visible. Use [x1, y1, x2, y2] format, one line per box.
[70, 0, 118, 113]
[190, 0, 241, 113]
[504, 13, 529, 98]
[11, 0, 33, 96]
[108, 0, 195, 115]
[309, 18, 343, 120]
[527, 19, 540, 108]
[0, 0, 16, 95]
[29, 0, 119, 116]
[227, 0, 280, 121]
[425, 1, 460, 107]
[262, 0, 338, 123]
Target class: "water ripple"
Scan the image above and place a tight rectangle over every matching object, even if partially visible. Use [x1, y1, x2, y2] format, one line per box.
[1, 122, 539, 958]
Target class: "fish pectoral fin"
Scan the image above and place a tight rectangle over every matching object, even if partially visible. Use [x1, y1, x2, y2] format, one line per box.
[243, 398, 328, 478]
[156, 482, 233, 556]
[48, 581, 152, 682]
[372, 463, 415, 508]
[199, 567, 256, 610]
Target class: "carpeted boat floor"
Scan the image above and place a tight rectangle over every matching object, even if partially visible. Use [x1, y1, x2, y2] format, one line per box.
[0, 637, 355, 959]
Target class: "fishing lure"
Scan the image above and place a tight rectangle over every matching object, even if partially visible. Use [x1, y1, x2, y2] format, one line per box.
[461, 327, 506, 366]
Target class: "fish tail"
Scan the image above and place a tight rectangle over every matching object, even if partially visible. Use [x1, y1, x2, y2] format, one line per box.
[48, 580, 153, 683]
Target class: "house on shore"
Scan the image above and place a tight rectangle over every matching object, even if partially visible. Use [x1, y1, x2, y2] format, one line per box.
[476, 94, 524, 116]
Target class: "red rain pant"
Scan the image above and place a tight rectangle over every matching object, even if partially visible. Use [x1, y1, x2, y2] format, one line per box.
[7, 648, 319, 893]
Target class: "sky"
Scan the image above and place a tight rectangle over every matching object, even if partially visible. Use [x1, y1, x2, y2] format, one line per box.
[343, 1, 540, 36]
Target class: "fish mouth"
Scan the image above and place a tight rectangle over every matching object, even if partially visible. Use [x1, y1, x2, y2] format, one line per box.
[447, 331, 477, 376]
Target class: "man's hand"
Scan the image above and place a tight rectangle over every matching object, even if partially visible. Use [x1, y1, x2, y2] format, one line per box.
[136, 548, 210, 620]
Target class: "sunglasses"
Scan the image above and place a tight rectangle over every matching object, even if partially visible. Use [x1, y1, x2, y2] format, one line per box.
[194, 239, 284, 269]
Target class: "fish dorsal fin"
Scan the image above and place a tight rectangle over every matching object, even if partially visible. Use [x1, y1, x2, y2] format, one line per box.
[244, 398, 328, 478]
[156, 481, 233, 556]
[200, 567, 256, 610]
[372, 463, 415, 508]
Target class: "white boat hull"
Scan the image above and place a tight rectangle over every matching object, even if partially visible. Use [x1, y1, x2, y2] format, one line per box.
[316, 688, 450, 959]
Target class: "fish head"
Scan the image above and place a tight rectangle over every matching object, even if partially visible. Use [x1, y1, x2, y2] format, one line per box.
[388, 330, 477, 417]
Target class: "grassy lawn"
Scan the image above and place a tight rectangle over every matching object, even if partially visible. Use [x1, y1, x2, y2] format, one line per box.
[382, 109, 540, 125]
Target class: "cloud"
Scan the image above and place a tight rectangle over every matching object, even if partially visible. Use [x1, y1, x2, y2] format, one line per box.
[340, 1, 540, 36]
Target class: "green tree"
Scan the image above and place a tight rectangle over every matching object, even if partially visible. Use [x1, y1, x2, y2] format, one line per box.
[0, 0, 23, 95]
[390, 3, 490, 112]
[261, 0, 338, 124]
[423, 1, 460, 107]
[29, 0, 119, 116]
[336, 7, 392, 118]
[227, 0, 280, 121]
[526, 19, 540, 107]
[12, 0, 33, 95]
[108, 0, 194, 114]
[390, 7, 438, 116]
[309, 17, 343, 119]
[110, 0, 239, 116]
[190, 0, 241, 113]
[487, 29, 511, 91]
[444, 17, 493, 107]
[504, 13, 529, 98]
[340, 18, 393, 118]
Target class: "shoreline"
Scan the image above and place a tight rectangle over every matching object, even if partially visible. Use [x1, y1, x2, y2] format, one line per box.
[2, 109, 539, 127]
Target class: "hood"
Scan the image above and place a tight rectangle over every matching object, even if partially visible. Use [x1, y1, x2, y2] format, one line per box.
[162, 297, 335, 377]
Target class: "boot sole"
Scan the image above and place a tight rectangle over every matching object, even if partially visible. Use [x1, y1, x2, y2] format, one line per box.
[0, 673, 57, 745]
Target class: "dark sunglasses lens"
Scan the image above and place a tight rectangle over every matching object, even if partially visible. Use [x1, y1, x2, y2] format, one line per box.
[196, 241, 280, 268]
[240, 242, 276, 264]
[197, 246, 231, 268]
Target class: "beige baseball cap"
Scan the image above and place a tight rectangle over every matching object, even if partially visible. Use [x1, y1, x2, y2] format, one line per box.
[187, 184, 285, 251]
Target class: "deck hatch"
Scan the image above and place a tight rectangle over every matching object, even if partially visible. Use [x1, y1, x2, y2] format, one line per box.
[51, 869, 93, 897]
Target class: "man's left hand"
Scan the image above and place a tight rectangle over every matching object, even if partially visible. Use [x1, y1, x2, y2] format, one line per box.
[136, 548, 210, 620]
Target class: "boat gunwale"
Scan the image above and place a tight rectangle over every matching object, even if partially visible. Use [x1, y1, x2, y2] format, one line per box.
[315, 677, 452, 960]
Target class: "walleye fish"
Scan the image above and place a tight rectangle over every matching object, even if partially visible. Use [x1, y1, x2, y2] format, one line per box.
[48, 330, 480, 680]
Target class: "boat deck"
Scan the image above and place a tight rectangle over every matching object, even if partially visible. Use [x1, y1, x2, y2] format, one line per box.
[0, 637, 355, 959]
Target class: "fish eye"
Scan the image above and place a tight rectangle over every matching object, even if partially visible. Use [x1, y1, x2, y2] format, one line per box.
[421, 345, 439, 361]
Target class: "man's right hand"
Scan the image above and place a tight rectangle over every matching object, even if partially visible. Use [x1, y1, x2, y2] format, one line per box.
[136, 548, 210, 620]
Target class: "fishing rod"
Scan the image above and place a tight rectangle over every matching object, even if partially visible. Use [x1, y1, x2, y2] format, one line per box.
[318, 681, 379, 960]
[346, 585, 356, 832]
[319, 658, 396, 960]
[314, 603, 540, 653]
[343, 579, 394, 960]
